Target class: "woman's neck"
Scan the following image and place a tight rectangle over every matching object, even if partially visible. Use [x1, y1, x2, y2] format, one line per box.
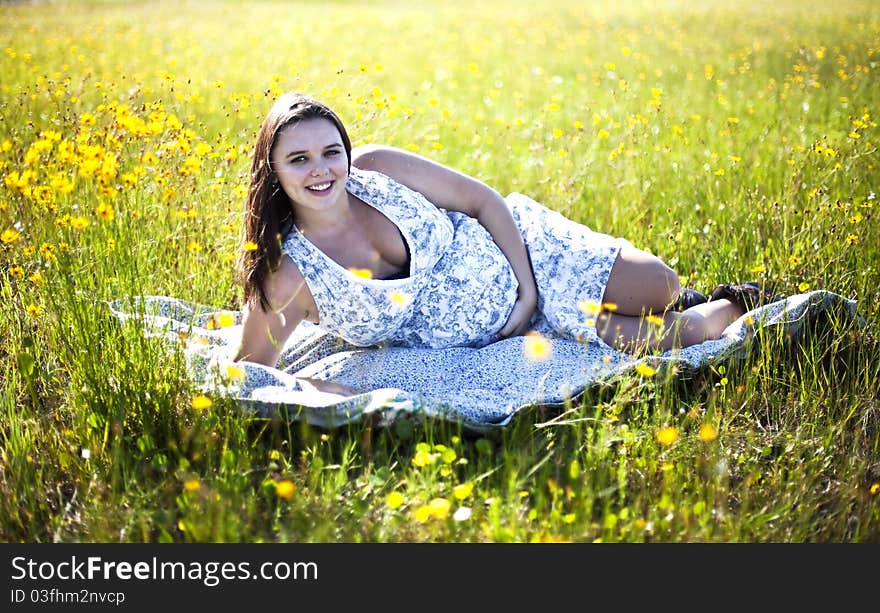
[293, 192, 356, 242]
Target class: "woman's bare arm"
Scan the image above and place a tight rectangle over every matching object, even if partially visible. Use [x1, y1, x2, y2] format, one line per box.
[234, 256, 307, 367]
[234, 257, 359, 397]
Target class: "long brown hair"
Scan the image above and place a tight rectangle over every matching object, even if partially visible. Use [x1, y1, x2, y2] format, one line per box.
[239, 92, 352, 311]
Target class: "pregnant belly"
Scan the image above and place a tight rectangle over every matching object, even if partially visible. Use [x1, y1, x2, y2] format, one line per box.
[401, 214, 518, 348]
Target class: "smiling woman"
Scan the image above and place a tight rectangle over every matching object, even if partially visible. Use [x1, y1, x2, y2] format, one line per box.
[232, 92, 782, 384]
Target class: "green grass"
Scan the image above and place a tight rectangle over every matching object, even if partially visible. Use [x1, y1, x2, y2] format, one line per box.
[0, 0, 878, 542]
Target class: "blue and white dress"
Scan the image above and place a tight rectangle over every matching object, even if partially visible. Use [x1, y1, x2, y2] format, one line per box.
[280, 167, 631, 351]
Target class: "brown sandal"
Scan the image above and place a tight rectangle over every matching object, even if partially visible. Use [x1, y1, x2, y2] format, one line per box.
[671, 287, 709, 312]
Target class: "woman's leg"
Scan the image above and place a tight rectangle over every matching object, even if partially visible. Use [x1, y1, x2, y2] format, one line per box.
[600, 246, 683, 315]
[596, 301, 743, 353]
[596, 246, 743, 352]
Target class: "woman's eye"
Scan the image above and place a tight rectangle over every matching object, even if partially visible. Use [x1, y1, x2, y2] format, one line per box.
[326, 150, 340, 157]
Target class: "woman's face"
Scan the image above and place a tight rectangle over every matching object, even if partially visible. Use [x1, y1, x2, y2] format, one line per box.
[270, 118, 349, 211]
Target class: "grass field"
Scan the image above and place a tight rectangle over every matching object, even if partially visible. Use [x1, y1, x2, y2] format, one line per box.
[1, 0, 878, 542]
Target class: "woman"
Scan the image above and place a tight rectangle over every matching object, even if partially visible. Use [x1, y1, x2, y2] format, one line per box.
[233, 92, 777, 372]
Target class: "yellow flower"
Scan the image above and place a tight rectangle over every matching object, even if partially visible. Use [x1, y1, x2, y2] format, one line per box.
[387, 290, 412, 308]
[243, 240, 258, 252]
[225, 364, 245, 382]
[788, 255, 802, 266]
[95, 202, 115, 222]
[846, 234, 858, 245]
[9, 266, 23, 278]
[523, 331, 553, 362]
[412, 448, 435, 467]
[750, 264, 766, 274]
[208, 312, 236, 328]
[183, 479, 200, 492]
[274, 480, 296, 500]
[191, 394, 212, 410]
[656, 426, 679, 446]
[348, 267, 372, 279]
[870, 483, 879, 496]
[413, 505, 432, 523]
[385, 491, 405, 509]
[698, 423, 718, 442]
[26, 303, 41, 318]
[577, 300, 601, 315]
[70, 216, 89, 230]
[453, 482, 474, 500]
[635, 363, 656, 377]
[427, 497, 451, 519]
[1, 228, 21, 244]
[798, 282, 811, 292]
[645, 314, 664, 327]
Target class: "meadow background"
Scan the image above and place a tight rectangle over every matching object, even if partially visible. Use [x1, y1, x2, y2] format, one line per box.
[0, 0, 877, 542]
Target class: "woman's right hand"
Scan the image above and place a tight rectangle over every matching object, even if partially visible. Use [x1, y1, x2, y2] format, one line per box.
[498, 290, 538, 339]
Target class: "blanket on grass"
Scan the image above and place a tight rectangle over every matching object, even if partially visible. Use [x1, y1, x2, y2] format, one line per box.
[108, 291, 862, 433]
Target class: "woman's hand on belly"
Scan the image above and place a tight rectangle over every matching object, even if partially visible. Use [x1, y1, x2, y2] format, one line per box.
[497, 287, 538, 338]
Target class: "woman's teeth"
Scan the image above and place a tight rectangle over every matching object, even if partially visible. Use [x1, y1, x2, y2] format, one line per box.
[307, 182, 332, 192]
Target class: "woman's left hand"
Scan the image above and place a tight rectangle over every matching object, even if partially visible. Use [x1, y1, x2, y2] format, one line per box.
[498, 292, 538, 338]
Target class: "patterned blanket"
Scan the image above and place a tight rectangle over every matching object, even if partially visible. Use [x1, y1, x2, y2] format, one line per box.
[108, 291, 863, 433]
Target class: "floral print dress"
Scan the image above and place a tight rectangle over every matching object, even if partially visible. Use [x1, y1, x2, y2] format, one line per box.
[280, 167, 630, 352]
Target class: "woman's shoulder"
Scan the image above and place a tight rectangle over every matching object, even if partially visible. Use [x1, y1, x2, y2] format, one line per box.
[350, 143, 397, 171]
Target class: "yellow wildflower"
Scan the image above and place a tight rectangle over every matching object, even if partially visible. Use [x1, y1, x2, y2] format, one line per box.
[191, 394, 212, 410]
[656, 426, 679, 446]
[698, 423, 718, 442]
[453, 482, 474, 500]
[578, 300, 601, 315]
[1, 228, 21, 244]
[225, 364, 245, 382]
[387, 290, 412, 308]
[385, 491, 405, 510]
[635, 363, 656, 377]
[348, 267, 372, 279]
[274, 480, 296, 500]
[645, 314, 664, 327]
[523, 331, 553, 362]
[95, 202, 114, 222]
[427, 497, 451, 519]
